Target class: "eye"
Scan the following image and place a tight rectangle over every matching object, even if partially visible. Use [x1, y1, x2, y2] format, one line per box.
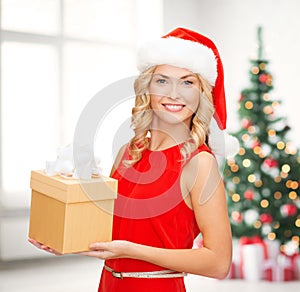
[182, 80, 193, 86]
[156, 78, 167, 84]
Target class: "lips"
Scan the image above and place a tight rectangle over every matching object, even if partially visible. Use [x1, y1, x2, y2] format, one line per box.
[162, 103, 185, 112]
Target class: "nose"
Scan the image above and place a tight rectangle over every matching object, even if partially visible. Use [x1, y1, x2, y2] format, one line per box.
[168, 83, 180, 100]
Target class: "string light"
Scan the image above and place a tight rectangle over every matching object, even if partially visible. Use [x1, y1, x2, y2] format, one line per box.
[289, 191, 297, 200]
[254, 180, 263, 188]
[295, 219, 300, 228]
[277, 141, 285, 150]
[282, 164, 291, 173]
[292, 236, 299, 244]
[232, 193, 240, 202]
[259, 152, 267, 159]
[253, 221, 262, 229]
[242, 134, 250, 142]
[268, 129, 276, 136]
[260, 199, 269, 208]
[286, 180, 292, 188]
[245, 101, 254, 110]
[274, 176, 282, 183]
[267, 233, 276, 240]
[263, 93, 270, 101]
[239, 148, 246, 156]
[266, 76, 272, 86]
[274, 191, 282, 199]
[242, 159, 251, 167]
[248, 126, 256, 134]
[290, 181, 298, 189]
[263, 105, 273, 114]
[251, 66, 259, 74]
[253, 146, 262, 155]
[227, 158, 235, 165]
[259, 63, 266, 70]
[231, 164, 239, 172]
[248, 174, 256, 183]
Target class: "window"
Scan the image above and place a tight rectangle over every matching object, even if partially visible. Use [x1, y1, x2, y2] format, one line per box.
[0, 0, 163, 208]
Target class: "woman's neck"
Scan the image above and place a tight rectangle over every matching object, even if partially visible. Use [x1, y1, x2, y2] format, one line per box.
[149, 121, 191, 151]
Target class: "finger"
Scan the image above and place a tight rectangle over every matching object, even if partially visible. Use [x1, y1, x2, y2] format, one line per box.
[48, 249, 62, 256]
[41, 245, 50, 250]
[81, 250, 106, 258]
[28, 238, 43, 249]
[89, 242, 110, 250]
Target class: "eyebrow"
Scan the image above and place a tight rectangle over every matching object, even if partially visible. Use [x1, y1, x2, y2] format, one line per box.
[154, 73, 197, 79]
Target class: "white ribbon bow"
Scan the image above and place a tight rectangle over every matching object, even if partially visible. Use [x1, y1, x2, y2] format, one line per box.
[45, 144, 101, 179]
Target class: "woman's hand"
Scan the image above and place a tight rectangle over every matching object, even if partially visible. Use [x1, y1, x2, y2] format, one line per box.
[28, 238, 62, 256]
[81, 240, 132, 260]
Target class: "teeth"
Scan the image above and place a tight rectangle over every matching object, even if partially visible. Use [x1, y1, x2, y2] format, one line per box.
[164, 104, 184, 111]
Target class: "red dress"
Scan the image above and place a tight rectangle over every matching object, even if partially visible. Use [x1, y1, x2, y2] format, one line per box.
[98, 143, 212, 291]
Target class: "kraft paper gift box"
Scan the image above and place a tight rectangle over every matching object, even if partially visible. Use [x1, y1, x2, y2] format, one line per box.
[29, 170, 117, 254]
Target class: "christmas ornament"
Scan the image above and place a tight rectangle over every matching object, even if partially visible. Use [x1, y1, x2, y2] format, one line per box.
[244, 190, 255, 200]
[260, 213, 273, 223]
[280, 204, 298, 217]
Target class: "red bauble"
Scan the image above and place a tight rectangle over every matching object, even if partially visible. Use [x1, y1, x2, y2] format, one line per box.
[231, 211, 243, 223]
[241, 118, 252, 129]
[260, 213, 273, 223]
[252, 140, 261, 149]
[259, 74, 268, 83]
[281, 204, 298, 217]
[263, 158, 278, 168]
[244, 190, 254, 200]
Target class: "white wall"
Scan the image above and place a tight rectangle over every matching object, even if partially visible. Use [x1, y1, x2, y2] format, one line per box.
[163, 0, 300, 146]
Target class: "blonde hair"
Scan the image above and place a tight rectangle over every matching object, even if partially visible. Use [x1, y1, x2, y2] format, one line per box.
[123, 66, 215, 167]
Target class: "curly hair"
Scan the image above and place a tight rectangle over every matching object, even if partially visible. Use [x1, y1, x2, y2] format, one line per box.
[123, 66, 215, 167]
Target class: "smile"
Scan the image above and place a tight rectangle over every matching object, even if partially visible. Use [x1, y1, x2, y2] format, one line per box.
[162, 104, 185, 112]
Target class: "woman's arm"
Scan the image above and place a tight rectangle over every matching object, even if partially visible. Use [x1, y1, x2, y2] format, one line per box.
[83, 152, 232, 279]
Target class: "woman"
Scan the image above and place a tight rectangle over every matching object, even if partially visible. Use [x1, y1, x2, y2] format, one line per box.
[30, 27, 233, 292]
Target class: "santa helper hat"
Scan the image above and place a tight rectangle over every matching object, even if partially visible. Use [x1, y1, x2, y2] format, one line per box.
[136, 27, 239, 161]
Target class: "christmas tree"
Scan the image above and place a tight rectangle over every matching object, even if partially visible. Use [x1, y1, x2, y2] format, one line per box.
[224, 27, 300, 251]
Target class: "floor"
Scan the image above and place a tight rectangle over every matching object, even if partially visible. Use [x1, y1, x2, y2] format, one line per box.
[0, 256, 299, 292]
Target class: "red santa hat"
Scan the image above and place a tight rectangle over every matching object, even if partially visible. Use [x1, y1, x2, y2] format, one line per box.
[137, 27, 227, 130]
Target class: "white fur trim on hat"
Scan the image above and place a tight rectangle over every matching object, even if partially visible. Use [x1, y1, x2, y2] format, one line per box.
[136, 37, 218, 86]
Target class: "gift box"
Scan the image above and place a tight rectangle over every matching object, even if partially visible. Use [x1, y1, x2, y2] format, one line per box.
[263, 255, 295, 281]
[29, 170, 117, 254]
[239, 236, 268, 281]
[295, 255, 300, 280]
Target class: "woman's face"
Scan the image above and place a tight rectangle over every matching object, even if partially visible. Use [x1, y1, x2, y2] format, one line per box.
[148, 64, 201, 128]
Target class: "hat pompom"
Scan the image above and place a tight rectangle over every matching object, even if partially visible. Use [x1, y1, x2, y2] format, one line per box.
[208, 118, 240, 165]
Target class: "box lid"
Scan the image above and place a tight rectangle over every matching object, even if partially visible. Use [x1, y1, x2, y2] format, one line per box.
[30, 170, 117, 203]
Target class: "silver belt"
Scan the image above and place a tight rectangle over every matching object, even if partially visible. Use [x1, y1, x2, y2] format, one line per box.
[104, 264, 187, 279]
